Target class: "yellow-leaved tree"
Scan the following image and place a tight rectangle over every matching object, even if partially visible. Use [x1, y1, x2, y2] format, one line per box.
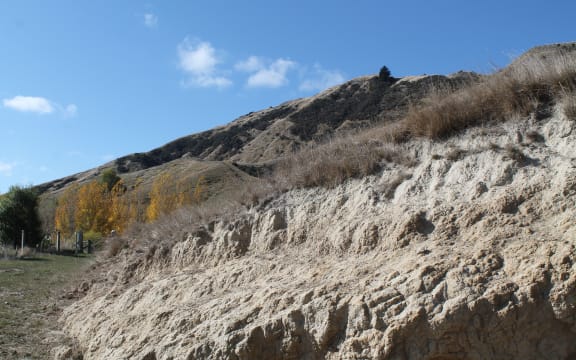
[75, 181, 111, 233]
[54, 184, 79, 238]
[146, 172, 180, 222]
[107, 179, 130, 233]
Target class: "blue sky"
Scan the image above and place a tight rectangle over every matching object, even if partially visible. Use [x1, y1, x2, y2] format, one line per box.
[0, 0, 574, 193]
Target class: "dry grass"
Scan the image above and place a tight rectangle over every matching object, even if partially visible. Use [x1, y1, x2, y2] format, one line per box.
[398, 53, 576, 139]
[0, 254, 92, 359]
[379, 171, 412, 199]
[101, 48, 576, 256]
[269, 51, 576, 190]
[106, 236, 127, 257]
[561, 90, 576, 120]
[272, 135, 416, 189]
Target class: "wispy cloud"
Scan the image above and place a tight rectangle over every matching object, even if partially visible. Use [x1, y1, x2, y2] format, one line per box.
[63, 104, 78, 117]
[3, 95, 77, 117]
[3, 96, 53, 114]
[143, 13, 158, 28]
[299, 65, 346, 92]
[0, 162, 15, 177]
[178, 39, 232, 89]
[236, 56, 296, 88]
[235, 56, 264, 73]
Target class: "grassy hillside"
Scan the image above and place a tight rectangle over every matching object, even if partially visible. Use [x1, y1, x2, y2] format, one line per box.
[35, 42, 576, 245]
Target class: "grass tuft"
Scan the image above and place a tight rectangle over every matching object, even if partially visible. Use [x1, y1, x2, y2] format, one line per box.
[273, 135, 416, 189]
[398, 53, 576, 139]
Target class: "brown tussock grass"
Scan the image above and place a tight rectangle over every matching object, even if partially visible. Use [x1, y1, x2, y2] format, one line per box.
[399, 53, 576, 139]
[273, 134, 416, 189]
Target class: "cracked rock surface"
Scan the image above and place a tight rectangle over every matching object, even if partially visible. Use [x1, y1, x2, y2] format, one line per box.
[60, 111, 576, 359]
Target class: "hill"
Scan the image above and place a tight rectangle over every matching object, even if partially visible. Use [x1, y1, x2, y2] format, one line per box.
[37, 70, 478, 193]
[51, 42, 576, 359]
[36, 66, 480, 238]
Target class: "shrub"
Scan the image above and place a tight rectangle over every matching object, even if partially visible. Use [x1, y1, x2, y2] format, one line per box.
[100, 169, 121, 191]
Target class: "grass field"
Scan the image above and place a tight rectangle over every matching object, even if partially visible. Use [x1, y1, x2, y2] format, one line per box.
[0, 252, 92, 359]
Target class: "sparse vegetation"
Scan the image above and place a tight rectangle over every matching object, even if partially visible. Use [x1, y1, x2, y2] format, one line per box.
[561, 91, 576, 120]
[273, 136, 415, 189]
[0, 254, 91, 359]
[398, 52, 576, 139]
[106, 235, 127, 258]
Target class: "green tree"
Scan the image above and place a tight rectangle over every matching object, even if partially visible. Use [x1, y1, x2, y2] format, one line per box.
[0, 186, 43, 248]
[100, 168, 121, 191]
[378, 65, 393, 83]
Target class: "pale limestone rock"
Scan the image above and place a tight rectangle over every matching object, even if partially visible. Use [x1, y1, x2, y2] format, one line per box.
[60, 111, 576, 359]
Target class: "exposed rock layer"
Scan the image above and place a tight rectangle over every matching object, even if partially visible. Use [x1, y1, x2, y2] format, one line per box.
[60, 108, 576, 359]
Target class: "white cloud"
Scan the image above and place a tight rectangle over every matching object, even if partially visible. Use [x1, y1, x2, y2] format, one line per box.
[178, 39, 232, 89]
[235, 56, 264, 72]
[3, 96, 77, 117]
[299, 65, 346, 92]
[236, 57, 296, 88]
[0, 162, 14, 177]
[3, 96, 54, 114]
[144, 13, 158, 28]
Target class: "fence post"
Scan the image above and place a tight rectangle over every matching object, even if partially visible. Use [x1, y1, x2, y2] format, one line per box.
[21, 230, 25, 250]
[76, 231, 84, 254]
[56, 231, 61, 253]
[87, 240, 93, 254]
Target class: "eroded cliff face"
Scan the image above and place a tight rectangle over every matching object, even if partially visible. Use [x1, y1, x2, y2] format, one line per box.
[59, 108, 576, 359]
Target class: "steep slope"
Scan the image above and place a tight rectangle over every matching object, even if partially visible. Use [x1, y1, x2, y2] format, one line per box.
[112, 72, 478, 172]
[59, 104, 576, 359]
[36, 70, 480, 235]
